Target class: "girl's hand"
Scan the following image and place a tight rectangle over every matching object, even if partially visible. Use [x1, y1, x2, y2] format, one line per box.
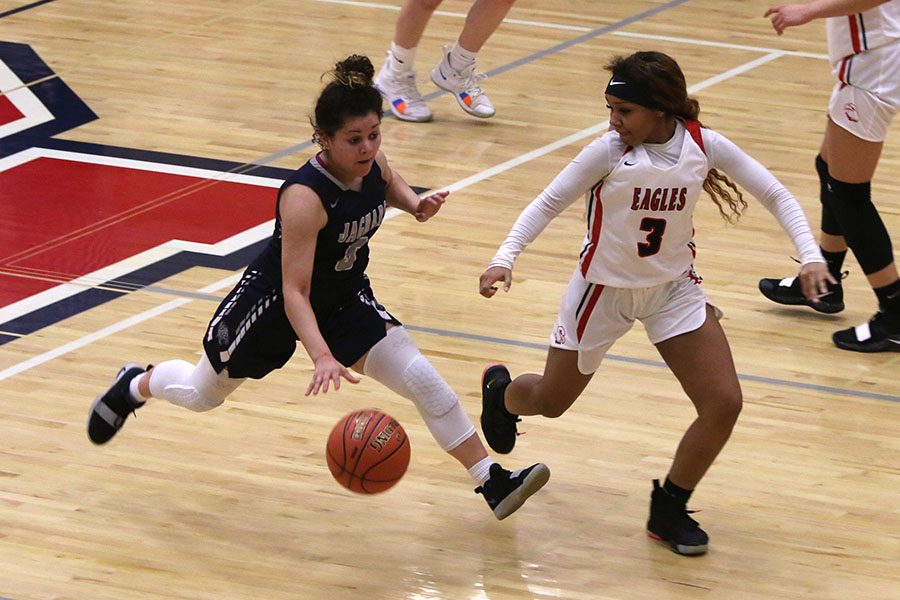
[764, 4, 813, 35]
[799, 261, 838, 306]
[479, 266, 513, 298]
[415, 191, 449, 222]
[306, 353, 360, 396]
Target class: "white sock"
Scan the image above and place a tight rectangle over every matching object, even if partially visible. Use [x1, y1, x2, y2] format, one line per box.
[448, 42, 477, 71]
[390, 42, 416, 70]
[468, 457, 494, 485]
[129, 374, 149, 404]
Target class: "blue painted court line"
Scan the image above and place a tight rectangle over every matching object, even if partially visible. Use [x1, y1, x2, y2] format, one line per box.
[0, 0, 57, 19]
[403, 324, 900, 404]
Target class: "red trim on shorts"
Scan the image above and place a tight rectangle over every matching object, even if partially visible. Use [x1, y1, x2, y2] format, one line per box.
[838, 56, 849, 84]
[848, 15, 862, 54]
[576, 284, 604, 342]
[580, 183, 604, 277]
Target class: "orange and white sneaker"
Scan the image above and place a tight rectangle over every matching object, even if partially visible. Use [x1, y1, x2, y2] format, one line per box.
[430, 45, 495, 119]
[374, 54, 433, 123]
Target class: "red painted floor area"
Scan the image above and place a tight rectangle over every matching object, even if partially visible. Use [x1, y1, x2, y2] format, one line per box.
[0, 155, 279, 306]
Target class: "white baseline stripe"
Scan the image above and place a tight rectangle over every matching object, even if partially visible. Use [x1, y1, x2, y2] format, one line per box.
[0, 53, 780, 381]
[35, 148, 284, 188]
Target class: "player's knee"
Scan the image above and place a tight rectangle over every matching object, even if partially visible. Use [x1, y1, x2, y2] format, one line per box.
[720, 389, 743, 425]
[826, 175, 893, 272]
[824, 175, 873, 231]
[401, 355, 456, 417]
[701, 387, 742, 429]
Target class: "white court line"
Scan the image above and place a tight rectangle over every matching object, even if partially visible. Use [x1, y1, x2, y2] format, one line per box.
[0, 53, 784, 382]
[308, 0, 828, 59]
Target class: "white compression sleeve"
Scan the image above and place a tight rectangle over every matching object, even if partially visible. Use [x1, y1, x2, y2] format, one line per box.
[148, 354, 244, 412]
[490, 135, 618, 270]
[363, 327, 475, 451]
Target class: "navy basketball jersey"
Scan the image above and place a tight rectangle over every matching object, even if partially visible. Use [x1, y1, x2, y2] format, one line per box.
[250, 154, 388, 310]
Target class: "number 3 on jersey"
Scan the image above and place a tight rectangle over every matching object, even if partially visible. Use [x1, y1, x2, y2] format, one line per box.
[637, 217, 666, 257]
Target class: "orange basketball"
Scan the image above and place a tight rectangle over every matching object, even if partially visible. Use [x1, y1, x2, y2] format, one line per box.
[326, 408, 410, 494]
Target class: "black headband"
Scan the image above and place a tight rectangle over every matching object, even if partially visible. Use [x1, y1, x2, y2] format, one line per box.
[604, 76, 659, 110]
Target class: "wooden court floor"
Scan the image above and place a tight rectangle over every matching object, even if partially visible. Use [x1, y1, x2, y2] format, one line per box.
[0, 1, 898, 598]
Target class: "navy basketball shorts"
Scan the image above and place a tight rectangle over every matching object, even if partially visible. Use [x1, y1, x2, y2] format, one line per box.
[202, 269, 400, 379]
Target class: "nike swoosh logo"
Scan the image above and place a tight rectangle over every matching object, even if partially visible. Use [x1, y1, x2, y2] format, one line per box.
[438, 65, 447, 81]
[608, 80, 626, 86]
[624, 160, 636, 166]
[330, 199, 339, 208]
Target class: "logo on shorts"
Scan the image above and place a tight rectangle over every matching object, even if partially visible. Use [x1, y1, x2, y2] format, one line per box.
[554, 325, 567, 345]
[843, 102, 859, 123]
[216, 322, 230, 347]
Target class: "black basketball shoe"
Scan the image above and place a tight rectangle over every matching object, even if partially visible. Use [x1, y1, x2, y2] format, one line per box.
[480, 364, 519, 454]
[88, 363, 147, 444]
[832, 311, 900, 352]
[758, 274, 844, 314]
[646, 479, 709, 556]
[475, 462, 550, 520]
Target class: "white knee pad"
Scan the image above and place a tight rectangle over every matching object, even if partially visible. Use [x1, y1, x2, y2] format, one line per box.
[364, 327, 475, 451]
[148, 355, 244, 412]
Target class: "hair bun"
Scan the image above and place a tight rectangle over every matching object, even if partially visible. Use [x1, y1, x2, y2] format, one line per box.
[333, 54, 375, 88]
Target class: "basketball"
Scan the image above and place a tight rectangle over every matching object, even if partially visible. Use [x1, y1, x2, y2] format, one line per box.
[326, 408, 410, 494]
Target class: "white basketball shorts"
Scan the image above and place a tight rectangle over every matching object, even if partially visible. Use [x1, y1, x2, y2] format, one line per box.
[550, 269, 718, 375]
[829, 42, 900, 142]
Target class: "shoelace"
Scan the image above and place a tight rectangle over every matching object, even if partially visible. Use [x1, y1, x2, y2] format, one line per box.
[393, 71, 426, 104]
[454, 64, 487, 97]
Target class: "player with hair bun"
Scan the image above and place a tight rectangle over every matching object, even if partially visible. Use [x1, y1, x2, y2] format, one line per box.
[88, 54, 549, 520]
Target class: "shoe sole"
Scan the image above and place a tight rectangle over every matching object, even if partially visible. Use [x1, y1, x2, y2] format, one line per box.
[480, 363, 515, 454]
[87, 363, 141, 445]
[646, 530, 708, 555]
[429, 70, 495, 119]
[832, 337, 900, 353]
[758, 281, 844, 314]
[492, 463, 551, 520]
[388, 106, 433, 123]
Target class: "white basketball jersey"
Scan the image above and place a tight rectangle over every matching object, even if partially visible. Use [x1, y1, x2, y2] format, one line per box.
[578, 120, 708, 288]
[826, 0, 900, 65]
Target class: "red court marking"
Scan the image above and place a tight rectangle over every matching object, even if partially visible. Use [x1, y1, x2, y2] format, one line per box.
[0, 95, 24, 126]
[0, 155, 278, 307]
